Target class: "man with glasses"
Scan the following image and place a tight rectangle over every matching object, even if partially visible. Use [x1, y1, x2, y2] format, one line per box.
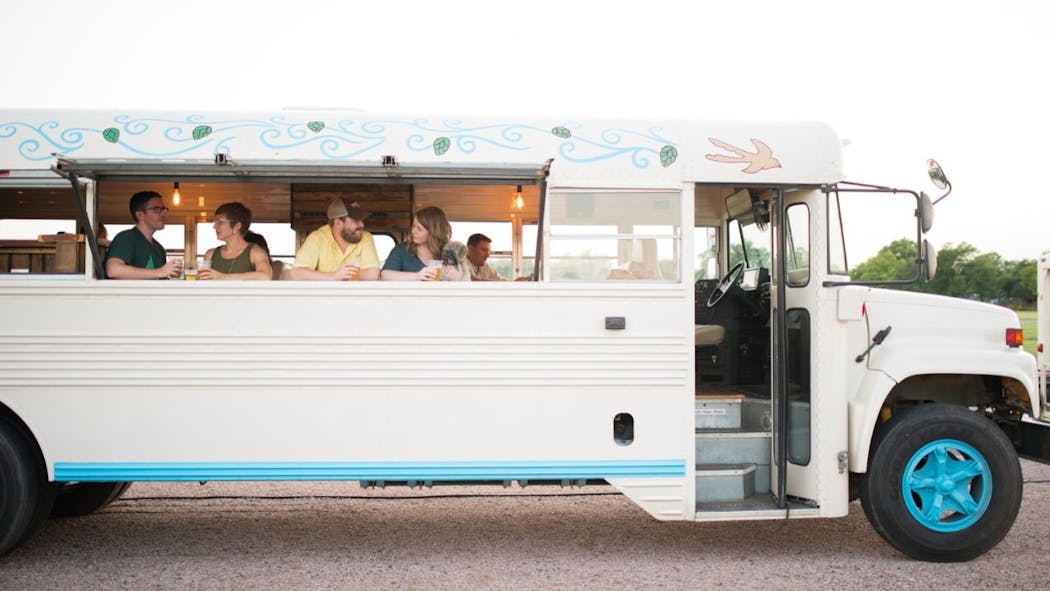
[105, 191, 183, 279]
[290, 198, 380, 280]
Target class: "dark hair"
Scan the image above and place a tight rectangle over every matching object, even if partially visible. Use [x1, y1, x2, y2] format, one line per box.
[467, 233, 492, 247]
[129, 191, 162, 221]
[215, 202, 252, 236]
[244, 231, 270, 254]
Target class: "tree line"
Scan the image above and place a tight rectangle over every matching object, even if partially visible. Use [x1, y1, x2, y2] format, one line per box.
[851, 239, 1037, 307]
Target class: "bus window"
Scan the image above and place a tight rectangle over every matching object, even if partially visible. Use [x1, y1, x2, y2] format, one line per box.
[521, 223, 537, 277]
[548, 191, 681, 281]
[372, 233, 395, 265]
[449, 220, 537, 279]
[694, 226, 719, 280]
[785, 204, 810, 287]
[0, 218, 81, 274]
[727, 218, 771, 270]
[0, 219, 76, 239]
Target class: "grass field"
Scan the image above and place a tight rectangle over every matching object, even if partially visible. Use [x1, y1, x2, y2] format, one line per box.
[1017, 309, 1037, 356]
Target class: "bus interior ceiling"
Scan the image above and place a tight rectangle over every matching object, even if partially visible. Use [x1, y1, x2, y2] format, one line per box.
[0, 186, 82, 221]
[694, 185, 738, 227]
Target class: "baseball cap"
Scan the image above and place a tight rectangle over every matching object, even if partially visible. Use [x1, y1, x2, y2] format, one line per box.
[326, 198, 369, 221]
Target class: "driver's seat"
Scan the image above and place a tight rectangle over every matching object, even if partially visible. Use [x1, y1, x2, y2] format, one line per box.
[694, 324, 725, 346]
[695, 278, 734, 384]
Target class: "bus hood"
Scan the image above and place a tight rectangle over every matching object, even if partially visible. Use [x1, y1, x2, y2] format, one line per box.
[861, 288, 1035, 390]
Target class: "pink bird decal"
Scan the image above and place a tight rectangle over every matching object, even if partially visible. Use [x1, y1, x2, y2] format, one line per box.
[705, 138, 781, 174]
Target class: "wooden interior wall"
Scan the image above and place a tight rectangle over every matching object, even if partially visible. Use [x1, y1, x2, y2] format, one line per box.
[291, 184, 413, 240]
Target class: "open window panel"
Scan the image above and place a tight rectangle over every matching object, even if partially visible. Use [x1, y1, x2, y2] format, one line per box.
[87, 167, 544, 279]
[0, 179, 86, 276]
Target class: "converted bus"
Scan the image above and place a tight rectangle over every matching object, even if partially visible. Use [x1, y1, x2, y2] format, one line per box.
[0, 109, 1045, 561]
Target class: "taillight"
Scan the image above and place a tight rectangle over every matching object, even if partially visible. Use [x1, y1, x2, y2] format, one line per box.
[1005, 328, 1023, 348]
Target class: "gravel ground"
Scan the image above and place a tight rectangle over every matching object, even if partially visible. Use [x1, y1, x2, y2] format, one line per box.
[2, 460, 1049, 590]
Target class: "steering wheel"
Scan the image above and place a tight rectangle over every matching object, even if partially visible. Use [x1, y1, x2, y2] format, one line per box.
[706, 261, 746, 308]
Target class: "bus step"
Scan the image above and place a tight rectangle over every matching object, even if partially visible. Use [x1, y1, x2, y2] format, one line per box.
[696, 462, 756, 502]
[694, 396, 743, 430]
[695, 430, 771, 494]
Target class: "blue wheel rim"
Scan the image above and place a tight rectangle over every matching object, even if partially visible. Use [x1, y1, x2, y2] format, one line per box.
[901, 438, 992, 532]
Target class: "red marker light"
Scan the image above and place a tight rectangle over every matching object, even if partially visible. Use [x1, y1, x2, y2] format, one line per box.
[1005, 328, 1023, 348]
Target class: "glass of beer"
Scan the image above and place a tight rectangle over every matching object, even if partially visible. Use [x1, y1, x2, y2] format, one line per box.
[170, 256, 184, 279]
[346, 254, 361, 281]
[184, 267, 198, 280]
[427, 260, 442, 281]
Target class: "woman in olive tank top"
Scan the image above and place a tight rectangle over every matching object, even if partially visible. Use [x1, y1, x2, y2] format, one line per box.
[199, 202, 272, 281]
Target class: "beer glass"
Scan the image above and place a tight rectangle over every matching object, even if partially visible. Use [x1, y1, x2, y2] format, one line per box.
[427, 260, 442, 281]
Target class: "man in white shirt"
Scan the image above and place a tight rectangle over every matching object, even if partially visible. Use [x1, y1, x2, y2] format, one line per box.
[466, 233, 507, 281]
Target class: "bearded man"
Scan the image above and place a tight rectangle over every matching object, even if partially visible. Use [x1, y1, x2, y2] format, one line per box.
[290, 198, 380, 280]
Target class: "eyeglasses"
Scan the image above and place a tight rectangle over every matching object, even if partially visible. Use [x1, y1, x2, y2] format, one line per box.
[213, 218, 230, 226]
[145, 206, 169, 214]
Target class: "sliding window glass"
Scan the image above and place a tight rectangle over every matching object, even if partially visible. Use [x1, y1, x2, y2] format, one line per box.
[548, 191, 681, 281]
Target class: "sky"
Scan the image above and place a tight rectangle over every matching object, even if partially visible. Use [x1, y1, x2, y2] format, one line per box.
[1, 0, 1047, 261]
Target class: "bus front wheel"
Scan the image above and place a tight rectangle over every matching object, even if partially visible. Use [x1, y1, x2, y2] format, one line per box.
[0, 416, 54, 556]
[52, 482, 132, 517]
[860, 403, 1021, 562]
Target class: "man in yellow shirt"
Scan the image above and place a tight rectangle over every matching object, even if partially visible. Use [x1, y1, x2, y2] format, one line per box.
[290, 198, 381, 280]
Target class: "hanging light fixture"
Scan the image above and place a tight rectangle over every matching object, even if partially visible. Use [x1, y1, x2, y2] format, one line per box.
[172, 182, 181, 206]
[512, 184, 524, 210]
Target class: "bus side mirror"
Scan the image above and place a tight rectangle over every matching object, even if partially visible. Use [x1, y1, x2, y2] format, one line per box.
[927, 159, 952, 205]
[919, 192, 934, 233]
[922, 239, 937, 280]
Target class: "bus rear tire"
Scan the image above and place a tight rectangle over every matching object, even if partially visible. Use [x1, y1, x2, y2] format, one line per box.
[0, 416, 54, 556]
[52, 482, 132, 517]
[860, 403, 1022, 562]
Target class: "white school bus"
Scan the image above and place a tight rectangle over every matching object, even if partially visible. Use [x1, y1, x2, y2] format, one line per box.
[0, 109, 1044, 561]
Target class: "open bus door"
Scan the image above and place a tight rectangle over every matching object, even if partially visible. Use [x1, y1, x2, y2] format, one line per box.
[767, 188, 848, 509]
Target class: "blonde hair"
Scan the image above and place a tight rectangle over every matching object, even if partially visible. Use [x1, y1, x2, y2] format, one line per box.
[411, 206, 451, 259]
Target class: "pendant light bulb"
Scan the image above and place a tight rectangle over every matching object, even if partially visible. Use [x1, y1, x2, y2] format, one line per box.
[512, 184, 524, 210]
[172, 182, 181, 207]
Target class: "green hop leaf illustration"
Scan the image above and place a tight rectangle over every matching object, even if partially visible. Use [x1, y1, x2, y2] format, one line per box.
[307, 121, 325, 133]
[102, 128, 120, 143]
[192, 125, 213, 141]
[660, 145, 678, 167]
[551, 126, 571, 139]
[433, 136, 451, 156]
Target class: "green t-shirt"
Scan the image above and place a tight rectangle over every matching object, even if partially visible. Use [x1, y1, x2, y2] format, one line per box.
[106, 227, 167, 271]
[381, 243, 424, 273]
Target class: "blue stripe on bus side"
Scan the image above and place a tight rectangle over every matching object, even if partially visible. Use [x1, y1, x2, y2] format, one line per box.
[53, 459, 687, 482]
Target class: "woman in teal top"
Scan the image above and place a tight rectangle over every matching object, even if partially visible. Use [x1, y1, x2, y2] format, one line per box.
[381, 206, 464, 281]
[199, 202, 272, 280]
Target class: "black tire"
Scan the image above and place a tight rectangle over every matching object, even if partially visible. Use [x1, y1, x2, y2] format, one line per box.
[860, 404, 1022, 562]
[0, 415, 54, 557]
[52, 482, 132, 517]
